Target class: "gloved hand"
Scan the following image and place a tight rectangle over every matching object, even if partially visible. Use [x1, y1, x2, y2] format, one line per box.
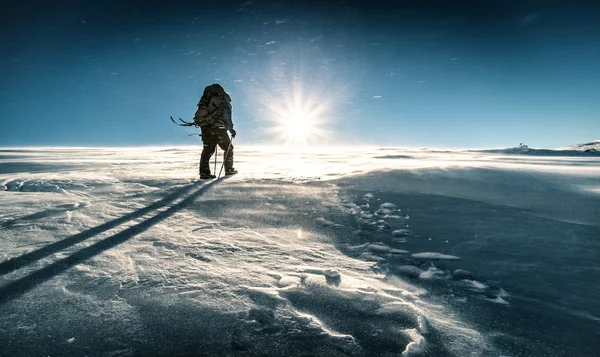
[230, 129, 237, 138]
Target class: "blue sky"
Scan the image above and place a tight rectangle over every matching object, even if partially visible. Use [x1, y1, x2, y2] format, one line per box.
[0, 0, 598, 148]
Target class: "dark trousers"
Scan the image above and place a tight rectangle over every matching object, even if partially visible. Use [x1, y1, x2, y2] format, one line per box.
[199, 127, 234, 175]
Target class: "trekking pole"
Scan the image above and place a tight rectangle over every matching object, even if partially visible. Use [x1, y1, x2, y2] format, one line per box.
[218, 136, 234, 179]
[214, 145, 218, 176]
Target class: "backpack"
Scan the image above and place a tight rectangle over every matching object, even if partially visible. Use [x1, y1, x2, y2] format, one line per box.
[193, 84, 229, 127]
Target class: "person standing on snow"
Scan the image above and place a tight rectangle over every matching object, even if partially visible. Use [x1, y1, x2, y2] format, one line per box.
[193, 84, 237, 179]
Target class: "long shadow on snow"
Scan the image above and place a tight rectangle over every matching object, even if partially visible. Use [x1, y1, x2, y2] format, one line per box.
[0, 181, 203, 276]
[0, 177, 228, 306]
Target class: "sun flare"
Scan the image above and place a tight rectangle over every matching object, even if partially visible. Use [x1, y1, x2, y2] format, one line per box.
[267, 85, 331, 146]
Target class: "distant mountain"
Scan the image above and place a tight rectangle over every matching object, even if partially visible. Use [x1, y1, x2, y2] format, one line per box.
[558, 140, 600, 152]
[475, 143, 535, 154]
[474, 142, 599, 156]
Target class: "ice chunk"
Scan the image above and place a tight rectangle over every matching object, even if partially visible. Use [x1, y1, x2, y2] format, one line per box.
[379, 202, 397, 210]
[314, 217, 335, 226]
[402, 328, 426, 356]
[397, 266, 424, 278]
[419, 266, 445, 280]
[346, 243, 369, 253]
[377, 220, 392, 231]
[353, 230, 368, 237]
[366, 243, 390, 253]
[356, 218, 377, 228]
[487, 296, 509, 305]
[359, 212, 374, 219]
[323, 269, 341, 285]
[359, 252, 386, 262]
[344, 202, 362, 215]
[248, 307, 276, 324]
[377, 202, 398, 215]
[496, 288, 509, 298]
[452, 269, 474, 280]
[459, 279, 487, 291]
[389, 249, 409, 255]
[411, 252, 461, 261]
[392, 229, 411, 237]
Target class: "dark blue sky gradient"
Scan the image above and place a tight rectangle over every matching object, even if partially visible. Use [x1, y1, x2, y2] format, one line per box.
[1, 0, 598, 147]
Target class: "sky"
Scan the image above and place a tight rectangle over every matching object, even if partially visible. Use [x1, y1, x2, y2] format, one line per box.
[0, 0, 598, 148]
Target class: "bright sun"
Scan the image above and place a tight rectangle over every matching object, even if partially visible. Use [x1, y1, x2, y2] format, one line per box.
[267, 86, 331, 146]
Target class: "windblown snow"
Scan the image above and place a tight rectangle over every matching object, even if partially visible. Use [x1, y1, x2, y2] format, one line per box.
[1, 146, 599, 356]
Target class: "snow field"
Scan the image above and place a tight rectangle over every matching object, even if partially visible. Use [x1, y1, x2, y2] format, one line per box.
[1, 146, 598, 356]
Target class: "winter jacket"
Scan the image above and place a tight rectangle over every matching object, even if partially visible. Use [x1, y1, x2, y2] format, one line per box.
[194, 91, 234, 130]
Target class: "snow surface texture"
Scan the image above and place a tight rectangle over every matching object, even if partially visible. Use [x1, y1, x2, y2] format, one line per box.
[0, 147, 599, 356]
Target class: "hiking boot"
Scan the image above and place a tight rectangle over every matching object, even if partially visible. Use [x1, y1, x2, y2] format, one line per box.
[200, 173, 216, 180]
[225, 169, 238, 176]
